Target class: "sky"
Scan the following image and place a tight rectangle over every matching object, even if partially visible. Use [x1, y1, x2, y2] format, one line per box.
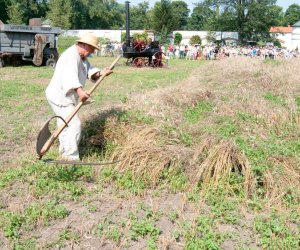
[118, 0, 299, 11]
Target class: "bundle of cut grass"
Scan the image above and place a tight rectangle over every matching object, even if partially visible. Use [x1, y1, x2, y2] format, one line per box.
[263, 157, 300, 206]
[110, 127, 177, 186]
[194, 140, 254, 194]
[88, 116, 132, 148]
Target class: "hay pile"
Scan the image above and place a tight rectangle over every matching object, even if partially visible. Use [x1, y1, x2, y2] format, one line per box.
[87, 57, 300, 202]
[110, 127, 177, 186]
[263, 157, 300, 206]
[188, 140, 254, 193]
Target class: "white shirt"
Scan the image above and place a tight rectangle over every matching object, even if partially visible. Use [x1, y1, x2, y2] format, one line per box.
[46, 45, 99, 106]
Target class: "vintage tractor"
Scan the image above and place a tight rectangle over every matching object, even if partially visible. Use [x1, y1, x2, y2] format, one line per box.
[0, 20, 61, 67]
[122, 1, 167, 68]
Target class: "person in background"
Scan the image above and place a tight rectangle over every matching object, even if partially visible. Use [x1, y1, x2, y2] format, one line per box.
[45, 33, 113, 161]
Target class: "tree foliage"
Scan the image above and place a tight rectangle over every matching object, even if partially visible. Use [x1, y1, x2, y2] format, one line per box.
[130, 1, 151, 29]
[174, 32, 182, 45]
[188, 2, 214, 30]
[46, 0, 72, 29]
[7, 2, 26, 24]
[0, 0, 298, 45]
[171, 1, 190, 30]
[284, 4, 300, 26]
[0, 0, 11, 23]
[151, 0, 176, 42]
[189, 35, 202, 45]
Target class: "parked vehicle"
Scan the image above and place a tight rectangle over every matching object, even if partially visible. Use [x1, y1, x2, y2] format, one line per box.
[0, 20, 61, 67]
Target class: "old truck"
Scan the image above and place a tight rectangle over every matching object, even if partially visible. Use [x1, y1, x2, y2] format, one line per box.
[0, 20, 61, 67]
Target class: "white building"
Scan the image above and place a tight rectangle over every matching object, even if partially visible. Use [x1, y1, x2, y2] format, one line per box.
[63, 22, 300, 50]
[171, 30, 238, 46]
[269, 25, 293, 49]
[269, 20, 300, 50]
[63, 29, 155, 42]
[292, 21, 300, 50]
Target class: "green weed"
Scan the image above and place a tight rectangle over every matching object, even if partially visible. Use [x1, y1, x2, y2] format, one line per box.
[129, 213, 161, 243]
[168, 210, 179, 223]
[236, 110, 261, 124]
[262, 59, 281, 66]
[183, 215, 225, 249]
[179, 131, 194, 146]
[117, 110, 154, 125]
[106, 226, 122, 243]
[215, 116, 238, 138]
[99, 167, 146, 195]
[184, 101, 214, 124]
[1, 200, 69, 240]
[94, 219, 122, 245]
[205, 186, 241, 224]
[161, 167, 187, 192]
[263, 92, 287, 107]
[254, 213, 299, 249]
[295, 96, 300, 111]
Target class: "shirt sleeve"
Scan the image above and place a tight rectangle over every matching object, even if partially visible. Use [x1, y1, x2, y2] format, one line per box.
[87, 62, 101, 81]
[60, 50, 83, 96]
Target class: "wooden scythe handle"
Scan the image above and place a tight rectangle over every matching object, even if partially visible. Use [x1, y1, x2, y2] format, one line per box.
[37, 55, 121, 159]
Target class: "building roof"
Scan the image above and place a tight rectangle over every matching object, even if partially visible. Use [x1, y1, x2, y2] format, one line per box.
[269, 26, 292, 33]
[292, 20, 300, 27]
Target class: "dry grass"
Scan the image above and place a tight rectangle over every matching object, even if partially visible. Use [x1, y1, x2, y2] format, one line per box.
[89, 57, 300, 200]
[193, 140, 254, 194]
[110, 127, 177, 186]
[263, 157, 300, 206]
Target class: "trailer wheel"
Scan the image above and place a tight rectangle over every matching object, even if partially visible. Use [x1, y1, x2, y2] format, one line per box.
[45, 58, 56, 68]
[0, 58, 4, 68]
[132, 57, 147, 67]
[152, 52, 166, 68]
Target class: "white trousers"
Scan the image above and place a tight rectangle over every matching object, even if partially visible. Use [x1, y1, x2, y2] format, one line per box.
[48, 101, 81, 160]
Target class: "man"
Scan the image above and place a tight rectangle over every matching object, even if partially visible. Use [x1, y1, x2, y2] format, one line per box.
[46, 33, 112, 161]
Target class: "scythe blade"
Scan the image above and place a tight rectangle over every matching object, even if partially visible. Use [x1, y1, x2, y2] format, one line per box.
[36, 116, 68, 156]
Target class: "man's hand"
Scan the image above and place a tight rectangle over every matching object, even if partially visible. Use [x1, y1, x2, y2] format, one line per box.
[76, 87, 90, 102]
[91, 68, 113, 81]
[101, 67, 113, 76]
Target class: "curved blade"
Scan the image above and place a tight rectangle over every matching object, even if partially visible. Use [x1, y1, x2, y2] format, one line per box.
[36, 116, 68, 156]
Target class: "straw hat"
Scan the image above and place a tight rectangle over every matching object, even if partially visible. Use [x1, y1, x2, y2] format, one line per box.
[77, 33, 100, 50]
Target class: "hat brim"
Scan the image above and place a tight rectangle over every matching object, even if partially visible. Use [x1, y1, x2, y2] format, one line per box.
[77, 39, 100, 51]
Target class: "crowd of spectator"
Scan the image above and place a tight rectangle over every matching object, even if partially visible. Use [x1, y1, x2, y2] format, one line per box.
[164, 44, 300, 60]
[95, 41, 300, 61]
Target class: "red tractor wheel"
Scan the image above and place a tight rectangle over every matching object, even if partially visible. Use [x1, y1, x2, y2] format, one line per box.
[152, 51, 167, 67]
[132, 57, 147, 67]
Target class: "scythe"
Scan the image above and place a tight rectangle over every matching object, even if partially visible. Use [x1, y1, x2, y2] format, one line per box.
[36, 55, 121, 160]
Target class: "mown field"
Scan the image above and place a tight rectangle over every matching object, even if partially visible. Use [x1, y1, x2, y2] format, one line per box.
[0, 55, 299, 249]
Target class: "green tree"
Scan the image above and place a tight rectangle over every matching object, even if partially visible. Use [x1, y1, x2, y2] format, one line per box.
[130, 1, 151, 29]
[6, 0, 45, 25]
[88, 0, 123, 29]
[244, 2, 282, 42]
[187, 2, 214, 30]
[196, 0, 282, 43]
[7, 2, 26, 24]
[151, 0, 176, 43]
[174, 32, 182, 45]
[171, 1, 190, 30]
[0, 0, 11, 23]
[284, 4, 300, 26]
[189, 35, 201, 45]
[46, 0, 72, 29]
[70, 0, 90, 29]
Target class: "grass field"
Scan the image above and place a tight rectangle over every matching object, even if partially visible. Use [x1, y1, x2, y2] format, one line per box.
[0, 56, 299, 249]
